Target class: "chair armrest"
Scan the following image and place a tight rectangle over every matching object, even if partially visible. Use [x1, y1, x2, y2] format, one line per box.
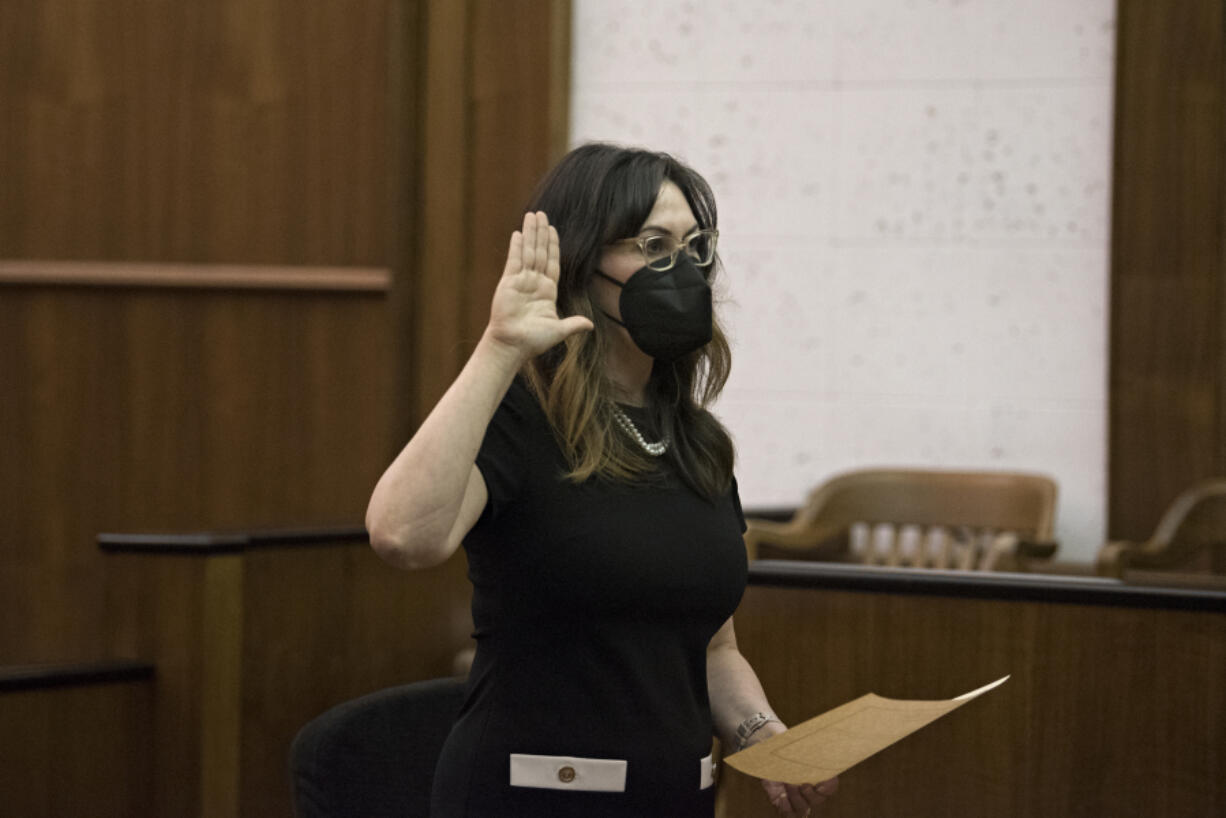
[743, 518, 849, 561]
[1095, 540, 1135, 578]
[1016, 539, 1059, 561]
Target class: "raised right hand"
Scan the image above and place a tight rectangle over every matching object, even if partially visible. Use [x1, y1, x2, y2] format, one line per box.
[486, 211, 594, 359]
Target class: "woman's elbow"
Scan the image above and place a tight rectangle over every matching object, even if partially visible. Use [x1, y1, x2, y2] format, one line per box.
[367, 520, 450, 570]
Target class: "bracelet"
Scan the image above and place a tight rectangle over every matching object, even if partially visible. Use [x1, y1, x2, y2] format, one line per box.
[733, 711, 781, 752]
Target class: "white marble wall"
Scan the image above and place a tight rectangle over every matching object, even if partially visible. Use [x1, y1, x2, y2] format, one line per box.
[571, 0, 1116, 561]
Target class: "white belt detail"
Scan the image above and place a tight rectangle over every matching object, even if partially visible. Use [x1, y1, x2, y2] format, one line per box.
[700, 753, 715, 790]
[509, 754, 628, 792]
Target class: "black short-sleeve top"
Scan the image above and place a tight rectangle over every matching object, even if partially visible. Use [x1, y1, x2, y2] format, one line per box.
[430, 378, 749, 816]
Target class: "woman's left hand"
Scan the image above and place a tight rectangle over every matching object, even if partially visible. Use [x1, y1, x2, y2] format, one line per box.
[761, 777, 838, 816]
[744, 721, 837, 815]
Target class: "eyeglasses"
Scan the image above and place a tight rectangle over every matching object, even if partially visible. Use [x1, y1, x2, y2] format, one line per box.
[610, 228, 719, 272]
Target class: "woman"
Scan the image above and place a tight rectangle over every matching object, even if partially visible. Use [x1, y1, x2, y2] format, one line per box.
[366, 143, 836, 817]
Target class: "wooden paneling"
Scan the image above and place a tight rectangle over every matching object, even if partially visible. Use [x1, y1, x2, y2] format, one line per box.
[468, 0, 572, 348]
[0, 287, 394, 662]
[0, 0, 417, 665]
[0, 675, 154, 818]
[103, 543, 470, 818]
[238, 545, 470, 817]
[719, 580, 1226, 817]
[408, 0, 474, 428]
[1, 0, 565, 813]
[0, 0, 393, 264]
[404, 0, 571, 428]
[1109, 0, 1226, 538]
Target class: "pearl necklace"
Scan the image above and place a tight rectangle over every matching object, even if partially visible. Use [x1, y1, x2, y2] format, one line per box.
[611, 405, 669, 457]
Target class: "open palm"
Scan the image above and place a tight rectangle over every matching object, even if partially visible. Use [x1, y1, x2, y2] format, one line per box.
[487, 210, 592, 357]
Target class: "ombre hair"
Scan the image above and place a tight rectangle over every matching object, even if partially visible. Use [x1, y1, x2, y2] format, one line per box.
[520, 142, 735, 499]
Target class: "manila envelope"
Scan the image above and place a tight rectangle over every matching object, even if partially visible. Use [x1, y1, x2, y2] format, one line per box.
[723, 676, 1009, 784]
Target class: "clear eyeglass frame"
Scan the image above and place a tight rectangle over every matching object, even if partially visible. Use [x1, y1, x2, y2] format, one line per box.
[611, 228, 719, 272]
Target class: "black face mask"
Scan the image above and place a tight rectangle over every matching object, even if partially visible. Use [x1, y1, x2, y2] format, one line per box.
[594, 255, 713, 362]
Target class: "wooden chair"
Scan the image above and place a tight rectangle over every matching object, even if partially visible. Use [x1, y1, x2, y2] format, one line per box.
[1096, 478, 1226, 578]
[744, 468, 1058, 571]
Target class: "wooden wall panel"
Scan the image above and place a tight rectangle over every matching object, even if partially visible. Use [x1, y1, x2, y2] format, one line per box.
[1, 0, 419, 665]
[0, 288, 394, 662]
[468, 0, 572, 344]
[0, 0, 393, 265]
[404, 0, 570, 428]
[1, 0, 565, 812]
[238, 545, 470, 817]
[102, 544, 471, 818]
[0, 677, 154, 818]
[407, 0, 474, 428]
[719, 584, 1226, 817]
[1109, 0, 1226, 538]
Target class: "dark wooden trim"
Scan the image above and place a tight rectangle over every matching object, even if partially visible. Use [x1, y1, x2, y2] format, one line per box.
[748, 559, 1226, 612]
[0, 660, 155, 692]
[0, 261, 392, 292]
[97, 526, 368, 554]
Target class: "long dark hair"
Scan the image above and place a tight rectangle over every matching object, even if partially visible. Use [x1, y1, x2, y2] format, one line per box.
[521, 142, 735, 499]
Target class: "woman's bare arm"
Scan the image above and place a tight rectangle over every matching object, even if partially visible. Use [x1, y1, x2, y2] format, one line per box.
[365, 212, 592, 569]
[708, 616, 838, 816]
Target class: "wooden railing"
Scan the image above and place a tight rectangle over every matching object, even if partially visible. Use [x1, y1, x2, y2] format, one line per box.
[0, 261, 391, 292]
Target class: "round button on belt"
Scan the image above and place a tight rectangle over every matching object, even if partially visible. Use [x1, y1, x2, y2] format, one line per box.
[557, 766, 576, 783]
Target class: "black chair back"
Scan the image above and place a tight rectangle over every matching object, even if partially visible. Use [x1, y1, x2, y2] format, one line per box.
[290, 676, 466, 818]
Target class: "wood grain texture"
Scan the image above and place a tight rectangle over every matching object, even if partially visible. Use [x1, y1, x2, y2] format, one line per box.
[104, 555, 209, 818]
[0, 261, 391, 291]
[0, 1, 561, 814]
[102, 543, 472, 818]
[238, 545, 471, 817]
[0, 677, 154, 818]
[410, 0, 474, 427]
[1109, 0, 1226, 539]
[0, 287, 394, 663]
[718, 583, 1226, 817]
[404, 0, 570, 428]
[201, 557, 243, 818]
[0, 0, 393, 264]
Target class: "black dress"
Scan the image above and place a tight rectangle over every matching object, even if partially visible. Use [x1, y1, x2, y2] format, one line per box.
[429, 379, 748, 817]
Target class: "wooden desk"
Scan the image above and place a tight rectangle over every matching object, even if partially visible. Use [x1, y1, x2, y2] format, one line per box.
[718, 561, 1226, 818]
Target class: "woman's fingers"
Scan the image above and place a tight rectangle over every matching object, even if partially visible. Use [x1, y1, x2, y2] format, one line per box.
[784, 784, 812, 814]
[764, 780, 833, 816]
[516, 211, 556, 275]
[502, 231, 523, 278]
[545, 225, 561, 282]
[558, 314, 594, 337]
[798, 783, 827, 807]
[764, 781, 802, 816]
[532, 211, 550, 271]
[520, 212, 538, 272]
